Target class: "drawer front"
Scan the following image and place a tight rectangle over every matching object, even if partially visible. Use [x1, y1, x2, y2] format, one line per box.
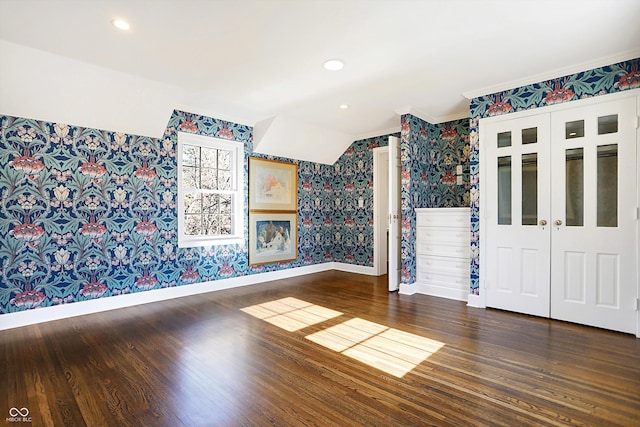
[416, 227, 469, 246]
[416, 241, 469, 259]
[416, 270, 470, 290]
[416, 209, 469, 228]
[417, 255, 469, 276]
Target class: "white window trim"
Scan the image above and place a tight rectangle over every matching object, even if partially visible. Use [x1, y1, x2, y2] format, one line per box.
[177, 132, 245, 248]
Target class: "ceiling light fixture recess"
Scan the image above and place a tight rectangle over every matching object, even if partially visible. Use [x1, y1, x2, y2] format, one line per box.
[323, 59, 344, 71]
[339, 104, 349, 109]
[112, 18, 130, 31]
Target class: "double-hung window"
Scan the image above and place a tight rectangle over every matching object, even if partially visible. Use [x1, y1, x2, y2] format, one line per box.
[177, 132, 244, 247]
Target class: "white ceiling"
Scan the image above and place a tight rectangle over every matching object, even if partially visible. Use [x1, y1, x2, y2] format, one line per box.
[1, 0, 639, 164]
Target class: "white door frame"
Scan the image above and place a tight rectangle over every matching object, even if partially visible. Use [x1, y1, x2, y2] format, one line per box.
[388, 136, 402, 291]
[479, 89, 640, 337]
[635, 93, 640, 339]
[373, 146, 389, 276]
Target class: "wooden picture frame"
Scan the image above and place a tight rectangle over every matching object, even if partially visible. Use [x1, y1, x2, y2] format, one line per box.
[249, 212, 298, 265]
[249, 158, 298, 212]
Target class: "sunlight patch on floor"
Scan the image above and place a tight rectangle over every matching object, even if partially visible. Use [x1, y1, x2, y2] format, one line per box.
[241, 299, 444, 377]
[241, 297, 343, 332]
[305, 318, 445, 378]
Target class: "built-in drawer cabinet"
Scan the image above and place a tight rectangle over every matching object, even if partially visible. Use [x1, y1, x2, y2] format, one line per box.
[415, 207, 470, 301]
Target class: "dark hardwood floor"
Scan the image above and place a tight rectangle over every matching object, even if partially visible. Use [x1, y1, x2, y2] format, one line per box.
[2, 270, 639, 426]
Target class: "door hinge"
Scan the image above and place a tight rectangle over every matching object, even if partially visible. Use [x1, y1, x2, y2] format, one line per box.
[636, 298, 639, 311]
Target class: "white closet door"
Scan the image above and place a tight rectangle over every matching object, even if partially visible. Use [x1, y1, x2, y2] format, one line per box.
[550, 96, 637, 334]
[484, 114, 551, 317]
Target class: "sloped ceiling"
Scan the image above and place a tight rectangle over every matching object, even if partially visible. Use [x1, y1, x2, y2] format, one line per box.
[1, 0, 639, 164]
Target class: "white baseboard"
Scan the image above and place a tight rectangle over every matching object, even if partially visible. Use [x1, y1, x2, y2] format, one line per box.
[466, 292, 485, 308]
[417, 283, 468, 302]
[332, 262, 378, 276]
[0, 263, 334, 331]
[399, 282, 417, 295]
[400, 282, 468, 301]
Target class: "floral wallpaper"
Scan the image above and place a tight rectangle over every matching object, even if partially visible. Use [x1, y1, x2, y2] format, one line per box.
[400, 115, 470, 284]
[468, 58, 640, 294]
[330, 134, 394, 265]
[0, 110, 335, 315]
[0, 91, 477, 315]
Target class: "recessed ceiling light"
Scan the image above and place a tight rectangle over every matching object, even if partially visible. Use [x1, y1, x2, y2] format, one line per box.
[112, 18, 130, 31]
[339, 104, 349, 109]
[323, 59, 344, 71]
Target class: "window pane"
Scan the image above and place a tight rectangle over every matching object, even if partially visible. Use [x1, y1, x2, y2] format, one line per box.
[185, 214, 202, 235]
[522, 127, 537, 145]
[497, 131, 511, 148]
[597, 144, 617, 227]
[218, 170, 231, 191]
[220, 195, 232, 215]
[497, 156, 511, 225]
[201, 147, 217, 167]
[598, 115, 618, 135]
[201, 167, 218, 190]
[218, 150, 231, 170]
[202, 215, 219, 235]
[566, 148, 584, 226]
[182, 166, 199, 189]
[522, 153, 537, 225]
[202, 194, 219, 214]
[184, 193, 201, 214]
[565, 120, 584, 139]
[220, 215, 232, 235]
[182, 145, 199, 166]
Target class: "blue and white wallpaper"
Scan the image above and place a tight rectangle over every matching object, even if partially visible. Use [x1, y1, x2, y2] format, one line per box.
[0, 104, 414, 315]
[400, 115, 470, 284]
[331, 134, 394, 265]
[0, 104, 471, 315]
[468, 58, 640, 294]
[0, 110, 338, 314]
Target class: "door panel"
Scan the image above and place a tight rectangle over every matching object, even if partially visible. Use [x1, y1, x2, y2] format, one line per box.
[550, 97, 637, 334]
[484, 114, 551, 317]
[563, 251, 585, 302]
[596, 254, 618, 307]
[521, 249, 539, 295]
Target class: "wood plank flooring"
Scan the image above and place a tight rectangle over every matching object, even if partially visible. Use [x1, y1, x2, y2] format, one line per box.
[1, 270, 639, 426]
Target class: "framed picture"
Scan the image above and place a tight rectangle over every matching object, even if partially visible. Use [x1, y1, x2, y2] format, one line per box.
[249, 212, 298, 265]
[249, 158, 298, 211]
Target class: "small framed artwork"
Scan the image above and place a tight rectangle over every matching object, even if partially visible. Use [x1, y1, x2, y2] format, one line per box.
[249, 158, 298, 211]
[249, 212, 298, 265]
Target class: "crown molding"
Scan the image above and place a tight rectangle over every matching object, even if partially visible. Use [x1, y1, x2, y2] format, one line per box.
[395, 107, 469, 125]
[395, 106, 437, 123]
[431, 111, 471, 123]
[462, 49, 640, 100]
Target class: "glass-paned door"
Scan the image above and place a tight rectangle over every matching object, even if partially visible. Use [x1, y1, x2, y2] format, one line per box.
[483, 114, 551, 317]
[550, 96, 637, 334]
[482, 93, 638, 334]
